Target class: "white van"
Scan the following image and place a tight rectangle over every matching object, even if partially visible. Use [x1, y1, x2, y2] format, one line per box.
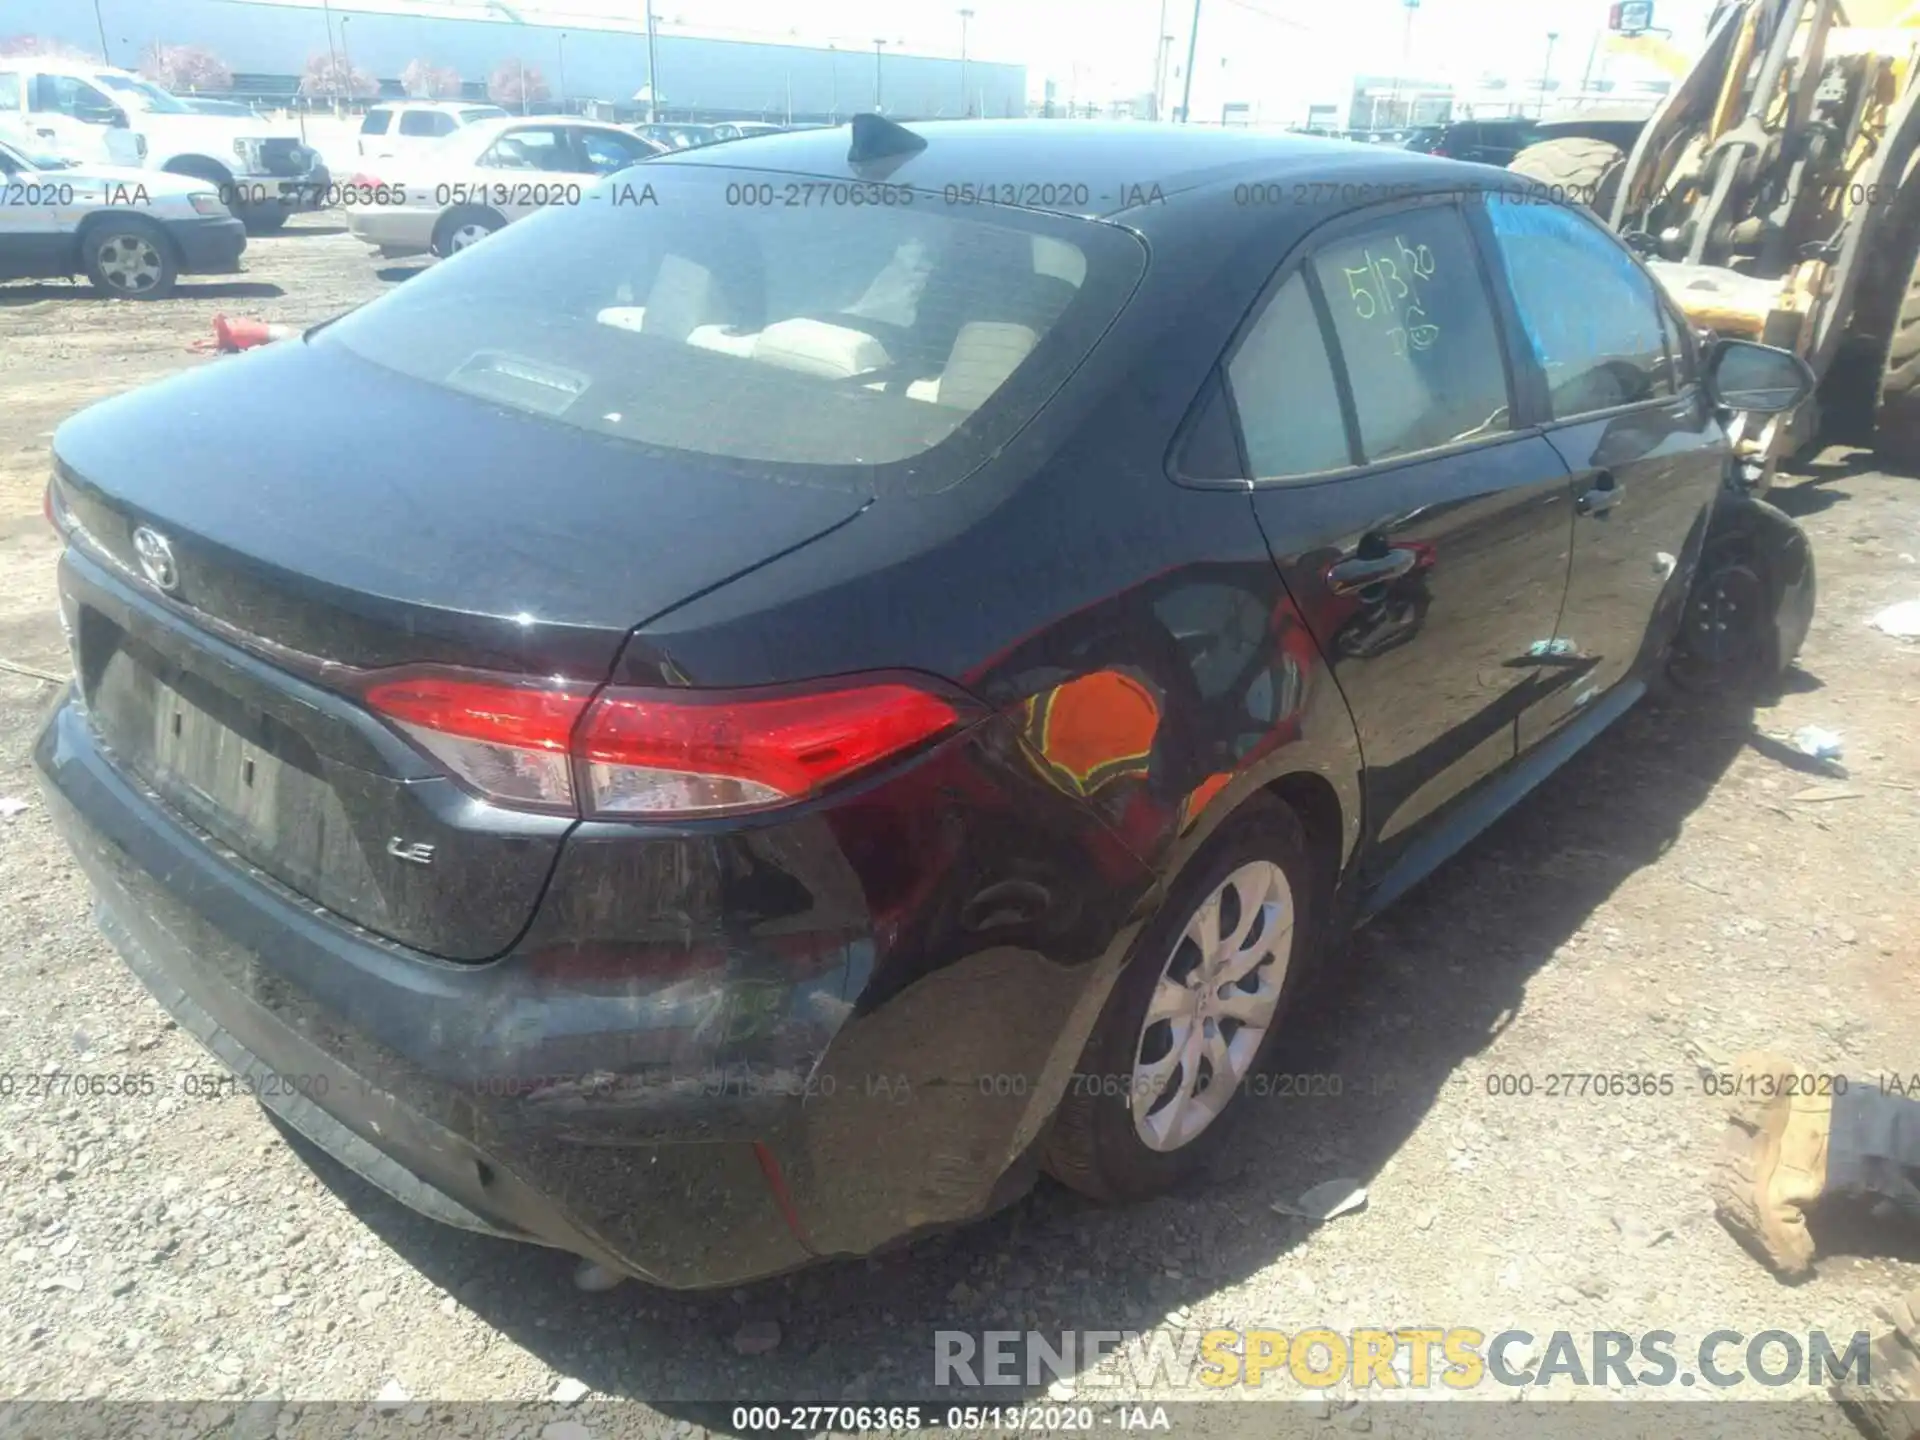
[358, 101, 510, 160]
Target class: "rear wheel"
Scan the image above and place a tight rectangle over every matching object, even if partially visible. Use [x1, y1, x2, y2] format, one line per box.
[1508, 137, 1629, 218]
[432, 206, 505, 258]
[1043, 798, 1319, 1202]
[80, 216, 177, 300]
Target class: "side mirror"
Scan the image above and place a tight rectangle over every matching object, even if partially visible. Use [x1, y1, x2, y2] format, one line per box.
[1705, 338, 1815, 415]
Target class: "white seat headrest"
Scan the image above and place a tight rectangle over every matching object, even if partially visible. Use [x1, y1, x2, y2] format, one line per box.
[752, 319, 891, 379]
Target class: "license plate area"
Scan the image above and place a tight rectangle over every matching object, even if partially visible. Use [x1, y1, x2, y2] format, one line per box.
[81, 607, 328, 867]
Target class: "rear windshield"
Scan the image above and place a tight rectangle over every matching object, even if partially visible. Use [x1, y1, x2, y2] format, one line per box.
[461, 107, 508, 123]
[319, 165, 1146, 492]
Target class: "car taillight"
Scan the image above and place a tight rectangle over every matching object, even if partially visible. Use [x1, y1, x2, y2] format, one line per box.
[349, 171, 384, 189]
[360, 668, 968, 819]
[362, 669, 592, 812]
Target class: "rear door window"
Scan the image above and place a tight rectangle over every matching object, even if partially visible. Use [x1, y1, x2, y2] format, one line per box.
[360, 108, 392, 135]
[1225, 272, 1354, 478]
[1310, 205, 1513, 462]
[1483, 198, 1675, 418]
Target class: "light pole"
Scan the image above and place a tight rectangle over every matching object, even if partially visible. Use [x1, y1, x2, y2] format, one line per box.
[829, 43, 838, 121]
[873, 38, 885, 113]
[1386, 0, 1416, 130]
[644, 0, 659, 122]
[958, 9, 973, 117]
[557, 32, 567, 111]
[1538, 30, 1559, 118]
[320, 0, 341, 116]
[518, 57, 527, 115]
[339, 15, 353, 110]
[92, 0, 110, 63]
[1178, 0, 1201, 123]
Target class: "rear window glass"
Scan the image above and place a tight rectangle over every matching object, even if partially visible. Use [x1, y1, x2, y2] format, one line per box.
[318, 166, 1145, 491]
[360, 109, 391, 134]
[462, 107, 507, 123]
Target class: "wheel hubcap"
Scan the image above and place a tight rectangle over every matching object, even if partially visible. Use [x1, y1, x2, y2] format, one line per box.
[1130, 859, 1293, 1153]
[98, 234, 162, 293]
[449, 223, 492, 252]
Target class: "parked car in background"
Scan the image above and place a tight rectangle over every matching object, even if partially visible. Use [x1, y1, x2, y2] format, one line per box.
[1402, 118, 1542, 166]
[358, 101, 511, 160]
[347, 116, 663, 259]
[0, 137, 242, 298]
[0, 58, 327, 233]
[633, 121, 719, 150]
[709, 121, 786, 141]
[36, 119, 1817, 1290]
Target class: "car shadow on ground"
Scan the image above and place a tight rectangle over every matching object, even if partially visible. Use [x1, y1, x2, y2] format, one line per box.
[279, 683, 1778, 1421]
[253, 222, 350, 239]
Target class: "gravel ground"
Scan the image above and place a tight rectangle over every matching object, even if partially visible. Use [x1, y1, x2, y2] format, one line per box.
[0, 217, 1918, 1437]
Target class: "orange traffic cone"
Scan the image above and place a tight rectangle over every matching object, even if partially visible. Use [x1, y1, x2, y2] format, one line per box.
[211, 314, 300, 353]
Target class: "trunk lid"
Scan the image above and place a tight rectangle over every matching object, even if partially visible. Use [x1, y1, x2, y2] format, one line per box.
[52, 339, 870, 958]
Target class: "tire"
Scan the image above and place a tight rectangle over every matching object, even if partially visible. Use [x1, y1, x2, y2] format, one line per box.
[1666, 495, 1815, 696]
[1043, 797, 1322, 1203]
[1508, 137, 1629, 218]
[1874, 231, 1920, 470]
[239, 206, 291, 234]
[80, 216, 178, 301]
[432, 206, 505, 258]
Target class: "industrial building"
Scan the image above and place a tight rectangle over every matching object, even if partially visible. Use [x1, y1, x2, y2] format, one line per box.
[29, 0, 1026, 122]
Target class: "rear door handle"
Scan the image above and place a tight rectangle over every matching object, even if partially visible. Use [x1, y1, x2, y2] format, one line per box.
[1327, 548, 1419, 595]
[1577, 472, 1621, 517]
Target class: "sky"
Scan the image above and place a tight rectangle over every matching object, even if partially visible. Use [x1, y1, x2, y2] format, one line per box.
[449, 0, 1720, 101]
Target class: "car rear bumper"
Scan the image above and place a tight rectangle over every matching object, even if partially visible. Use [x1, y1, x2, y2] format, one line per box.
[35, 635, 1152, 1284]
[36, 693, 819, 1287]
[164, 216, 246, 273]
[347, 207, 434, 256]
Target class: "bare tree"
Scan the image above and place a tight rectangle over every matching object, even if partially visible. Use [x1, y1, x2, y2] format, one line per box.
[0, 34, 95, 59]
[299, 52, 379, 101]
[141, 43, 234, 94]
[487, 61, 550, 110]
[401, 60, 463, 99]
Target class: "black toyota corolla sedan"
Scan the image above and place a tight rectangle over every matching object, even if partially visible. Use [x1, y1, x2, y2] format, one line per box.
[35, 118, 1817, 1289]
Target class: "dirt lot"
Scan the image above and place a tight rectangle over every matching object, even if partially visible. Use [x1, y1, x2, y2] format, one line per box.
[1, 217, 1918, 1435]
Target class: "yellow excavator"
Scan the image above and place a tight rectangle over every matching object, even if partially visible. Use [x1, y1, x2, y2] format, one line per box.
[1508, 0, 1920, 487]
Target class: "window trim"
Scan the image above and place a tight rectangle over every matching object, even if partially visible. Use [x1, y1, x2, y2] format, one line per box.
[1474, 192, 1699, 430]
[1217, 192, 1530, 489]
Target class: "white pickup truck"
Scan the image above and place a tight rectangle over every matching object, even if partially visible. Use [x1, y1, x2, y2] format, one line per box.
[0, 58, 330, 233]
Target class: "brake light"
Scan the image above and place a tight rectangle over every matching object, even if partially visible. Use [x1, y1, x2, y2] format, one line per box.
[349, 171, 385, 189]
[362, 670, 593, 812]
[360, 668, 968, 819]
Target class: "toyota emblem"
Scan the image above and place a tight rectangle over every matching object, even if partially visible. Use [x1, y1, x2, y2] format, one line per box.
[131, 526, 179, 593]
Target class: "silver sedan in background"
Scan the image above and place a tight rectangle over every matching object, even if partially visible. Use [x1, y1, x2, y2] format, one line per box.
[345, 116, 664, 260]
